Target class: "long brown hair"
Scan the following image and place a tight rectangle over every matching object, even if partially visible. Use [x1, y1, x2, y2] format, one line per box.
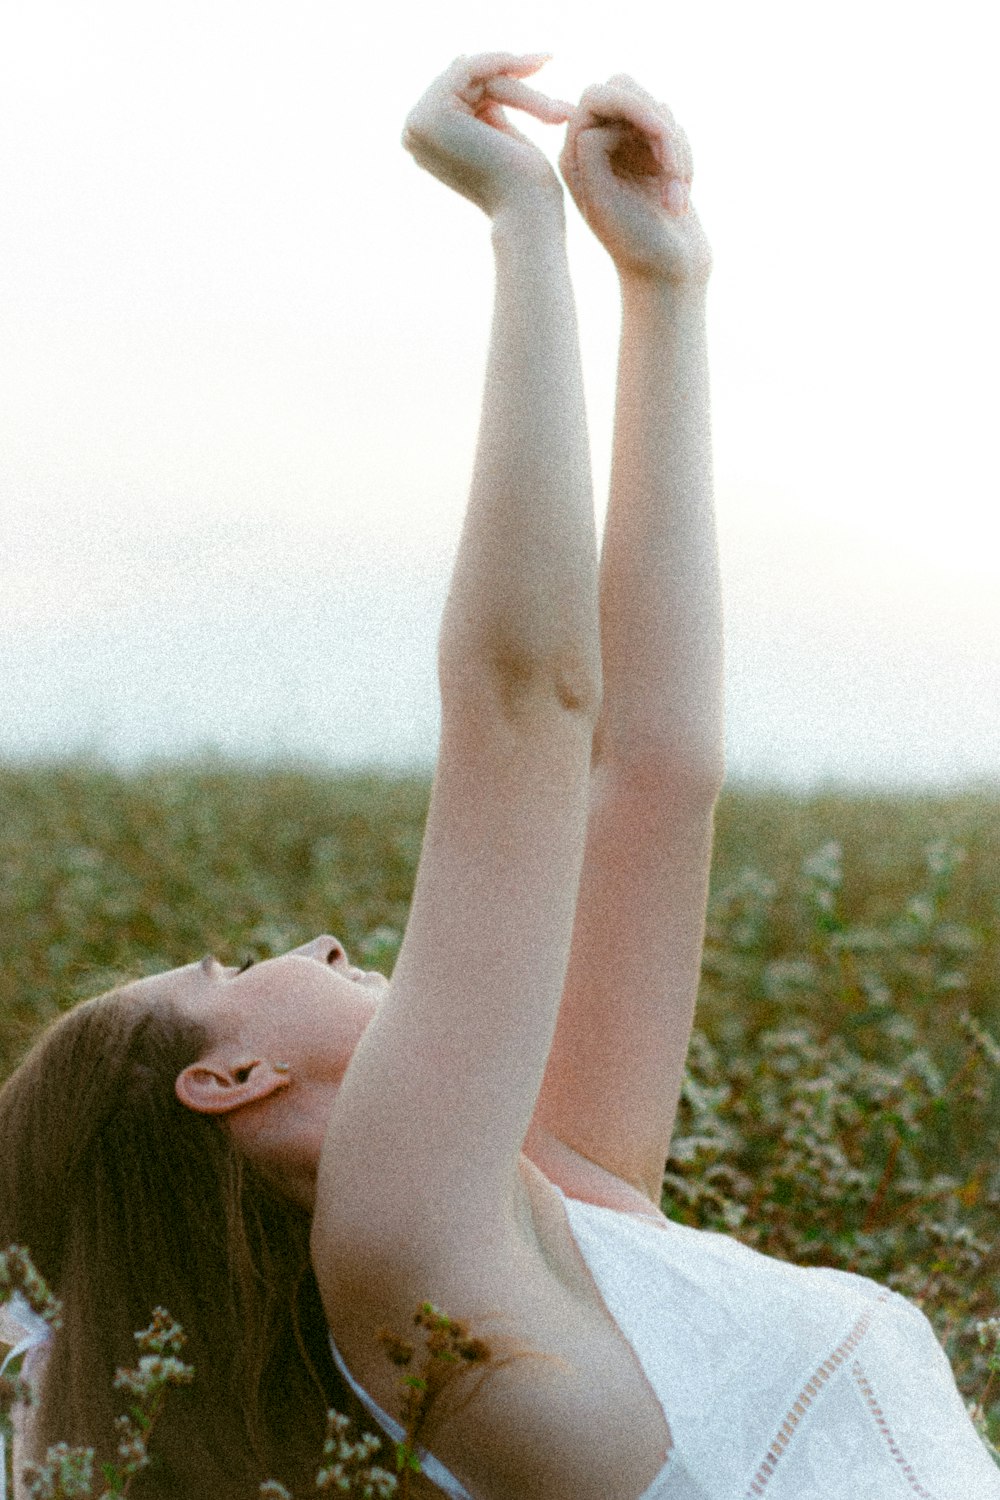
[0, 989, 412, 1497]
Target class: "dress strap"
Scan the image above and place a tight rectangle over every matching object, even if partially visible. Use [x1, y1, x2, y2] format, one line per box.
[328, 1334, 474, 1500]
[2, 1293, 54, 1500]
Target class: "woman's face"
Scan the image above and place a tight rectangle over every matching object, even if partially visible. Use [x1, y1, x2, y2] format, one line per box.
[123, 934, 390, 1091]
[117, 937, 390, 1208]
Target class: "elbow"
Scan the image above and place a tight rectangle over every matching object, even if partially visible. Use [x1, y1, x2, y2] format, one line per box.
[496, 643, 603, 725]
[440, 635, 603, 730]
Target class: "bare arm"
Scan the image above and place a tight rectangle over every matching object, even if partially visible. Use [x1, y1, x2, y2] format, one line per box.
[527, 82, 723, 1202]
[438, 200, 601, 715]
[314, 61, 602, 1272]
[595, 278, 721, 773]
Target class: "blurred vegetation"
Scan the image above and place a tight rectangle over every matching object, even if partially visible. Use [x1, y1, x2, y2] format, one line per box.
[1, 760, 998, 1449]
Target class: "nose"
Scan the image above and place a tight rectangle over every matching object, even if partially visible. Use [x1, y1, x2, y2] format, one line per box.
[288, 935, 348, 967]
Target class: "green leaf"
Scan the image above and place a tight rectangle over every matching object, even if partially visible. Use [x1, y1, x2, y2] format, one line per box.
[394, 1441, 422, 1474]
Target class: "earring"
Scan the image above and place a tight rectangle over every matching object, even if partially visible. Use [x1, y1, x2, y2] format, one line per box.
[273, 1061, 291, 1075]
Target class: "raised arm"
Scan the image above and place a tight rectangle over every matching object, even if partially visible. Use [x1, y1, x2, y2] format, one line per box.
[313, 56, 601, 1268]
[437, 201, 599, 725]
[596, 277, 719, 771]
[526, 78, 724, 1204]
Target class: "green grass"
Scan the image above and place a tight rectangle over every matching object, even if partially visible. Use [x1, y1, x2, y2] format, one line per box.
[2, 760, 998, 1450]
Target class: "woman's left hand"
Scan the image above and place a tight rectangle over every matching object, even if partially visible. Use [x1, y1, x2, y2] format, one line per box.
[559, 75, 713, 287]
[402, 53, 574, 221]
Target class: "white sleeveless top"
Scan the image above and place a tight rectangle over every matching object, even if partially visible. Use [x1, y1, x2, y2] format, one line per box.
[329, 1184, 1000, 1499]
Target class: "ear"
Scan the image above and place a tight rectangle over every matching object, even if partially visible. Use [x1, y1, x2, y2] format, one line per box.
[175, 1057, 291, 1117]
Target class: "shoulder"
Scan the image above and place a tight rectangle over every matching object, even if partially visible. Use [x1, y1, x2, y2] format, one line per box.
[318, 1165, 671, 1500]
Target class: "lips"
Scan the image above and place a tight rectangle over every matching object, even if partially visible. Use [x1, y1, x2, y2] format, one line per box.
[348, 966, 378, 985]
[351, 968, 388, 990]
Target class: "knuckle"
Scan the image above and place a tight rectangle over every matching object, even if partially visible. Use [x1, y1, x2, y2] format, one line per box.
[402, 105, 434, 144]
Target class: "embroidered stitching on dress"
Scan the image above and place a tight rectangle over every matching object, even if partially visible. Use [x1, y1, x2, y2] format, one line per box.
[850, 1361, 936, 1498]
[743, 1289, 892, 1497]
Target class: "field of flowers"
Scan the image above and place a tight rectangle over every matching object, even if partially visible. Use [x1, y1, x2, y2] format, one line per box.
[2, 760, 999, 1492]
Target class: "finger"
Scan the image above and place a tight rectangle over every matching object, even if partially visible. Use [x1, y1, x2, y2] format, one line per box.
[671, 121, 695, 183]
[567, 93, 666, 173]
[603, 77, 695, 182]
[605, 74, 683, 141]
[664, 177, 690, 215]
[562, 122, 632, 224]
[572, 126, 624, 220]
[573, 81, 679, 174]
[419, 52, 553, 122]
[458, 50, 555, 84]
[558, 124, 591, 222]
[606, 72, 666, 114]
[483, 75, 574, 123]
[475, 98, 536, 149]
[557, 98, 587, 208]
[576, 81, 670, 138]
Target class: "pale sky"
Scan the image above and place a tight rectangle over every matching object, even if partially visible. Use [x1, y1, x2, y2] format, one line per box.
[0, 0, 997, 786]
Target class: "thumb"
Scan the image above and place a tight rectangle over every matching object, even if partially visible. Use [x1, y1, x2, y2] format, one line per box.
[477, 97, 535, 148]
[570, 124, 621, 220]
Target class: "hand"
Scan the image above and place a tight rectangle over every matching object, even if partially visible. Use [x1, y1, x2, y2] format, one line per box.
[559, 76, 713, 287]
[402, 52, 573, 221]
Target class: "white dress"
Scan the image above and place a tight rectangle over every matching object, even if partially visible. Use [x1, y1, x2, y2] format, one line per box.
[0, 1293, 51, 1500]
[328, 1183, 1000, 1500]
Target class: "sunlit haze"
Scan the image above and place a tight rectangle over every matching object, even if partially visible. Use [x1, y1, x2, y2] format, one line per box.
[1, 1, 997, 787]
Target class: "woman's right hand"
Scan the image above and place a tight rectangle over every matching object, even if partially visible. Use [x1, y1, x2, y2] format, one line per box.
[401, 52, 573, 221]
[558, 75, 713, 287]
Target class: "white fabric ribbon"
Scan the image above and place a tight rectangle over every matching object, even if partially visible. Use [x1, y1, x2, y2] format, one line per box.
[1, 1291, 55, 1500]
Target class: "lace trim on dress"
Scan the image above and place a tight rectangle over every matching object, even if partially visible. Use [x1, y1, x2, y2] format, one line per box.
[743, 1287, 893, 1497]
[850, 1360, 937, 1499]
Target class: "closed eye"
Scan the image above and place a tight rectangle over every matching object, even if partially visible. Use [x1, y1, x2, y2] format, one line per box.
[235, 957, 256, 974]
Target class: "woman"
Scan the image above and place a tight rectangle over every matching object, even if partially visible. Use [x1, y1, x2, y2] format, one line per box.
[2, 49, 997, 1500]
